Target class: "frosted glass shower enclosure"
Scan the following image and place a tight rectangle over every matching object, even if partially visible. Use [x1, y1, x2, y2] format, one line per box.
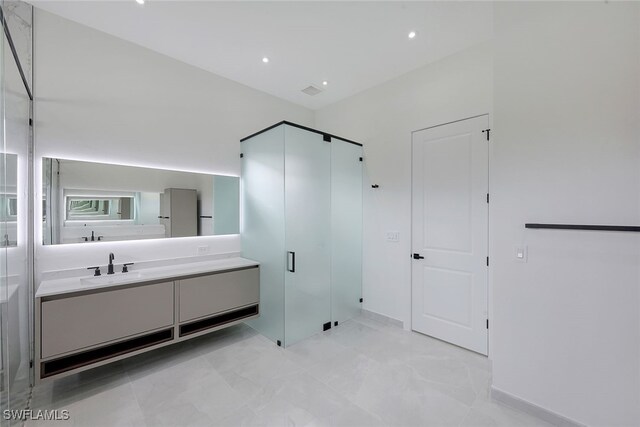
[241, 122, 363, 347]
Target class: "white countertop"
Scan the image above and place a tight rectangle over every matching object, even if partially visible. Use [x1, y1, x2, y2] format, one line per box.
[36, 257, 259, 298]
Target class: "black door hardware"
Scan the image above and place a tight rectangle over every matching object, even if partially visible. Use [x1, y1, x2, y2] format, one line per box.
[413, 253, 425, 260]
[287, 251, 296, 273]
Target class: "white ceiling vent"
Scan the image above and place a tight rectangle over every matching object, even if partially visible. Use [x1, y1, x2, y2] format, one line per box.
[301, 85, 323, 96]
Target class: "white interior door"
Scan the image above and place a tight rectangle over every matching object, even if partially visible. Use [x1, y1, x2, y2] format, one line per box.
[411, 115, 489, 355]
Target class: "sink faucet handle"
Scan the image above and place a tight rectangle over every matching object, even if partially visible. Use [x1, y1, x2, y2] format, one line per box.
[87, 266, 101, 276]
[122, 263, 134, 273]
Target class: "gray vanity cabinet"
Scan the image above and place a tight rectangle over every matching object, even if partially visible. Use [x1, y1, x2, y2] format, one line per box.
[36, 262, 259, 381]
[40, 282, 174, 359]
[179, 269, 260, 323]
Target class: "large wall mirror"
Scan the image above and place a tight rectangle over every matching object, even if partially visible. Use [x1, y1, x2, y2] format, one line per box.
[42, 158, 239, 245]
[1, 153, 18, 247]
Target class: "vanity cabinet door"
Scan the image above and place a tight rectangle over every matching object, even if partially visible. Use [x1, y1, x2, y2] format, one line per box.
[41, 282, 174, 359]
[179, 268, 259, 322]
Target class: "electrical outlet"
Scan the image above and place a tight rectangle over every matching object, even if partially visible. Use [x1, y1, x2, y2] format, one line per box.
[385, 231, 400, 242]
[197, 246, 210, 255]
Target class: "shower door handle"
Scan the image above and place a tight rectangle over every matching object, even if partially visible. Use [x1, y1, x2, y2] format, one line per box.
[287, 251, 296, 273]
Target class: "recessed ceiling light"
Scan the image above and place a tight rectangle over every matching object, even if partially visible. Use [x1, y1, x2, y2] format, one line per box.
[322, 81, 328, 86]
[136, 0, 144, 5]
[262, 57, 269, 63]
[408, 31, 416, 39]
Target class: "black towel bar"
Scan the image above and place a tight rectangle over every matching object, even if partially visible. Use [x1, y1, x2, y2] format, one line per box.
[525, 223, 640, 232]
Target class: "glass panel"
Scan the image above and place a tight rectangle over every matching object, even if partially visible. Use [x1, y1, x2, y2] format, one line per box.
[284, 125, 331, 346]
[2, 0, 32, 417]
[213, 175, 239, 235]
[0, 4, 8, 413]
[242, 126, 285, 344]
[0, 154, 17, 247]
[331, 141, 363, 323]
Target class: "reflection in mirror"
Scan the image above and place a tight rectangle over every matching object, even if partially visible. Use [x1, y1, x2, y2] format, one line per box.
[66, 197, 135, 221]
[42, 158, 240, 245]
[0, 153, 18, 247]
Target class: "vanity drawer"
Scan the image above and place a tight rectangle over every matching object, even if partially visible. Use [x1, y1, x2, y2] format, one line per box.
[179, 267, 259, 322]
[41, 281, 174, 359]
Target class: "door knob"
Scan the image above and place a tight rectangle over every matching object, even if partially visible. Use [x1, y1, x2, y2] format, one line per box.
[413, 253, 425, 260]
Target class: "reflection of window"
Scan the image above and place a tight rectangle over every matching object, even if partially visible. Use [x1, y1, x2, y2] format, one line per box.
[65, 196, 135, 221]
[9, 198, 17, 216]
[0, 194, 18, 221]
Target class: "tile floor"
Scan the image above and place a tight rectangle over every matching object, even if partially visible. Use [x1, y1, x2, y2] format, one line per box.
[28, 314, 551, 427]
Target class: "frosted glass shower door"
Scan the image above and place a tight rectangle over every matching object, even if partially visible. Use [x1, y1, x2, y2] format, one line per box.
[331, 141, 363, 324]
[242, 126, 285, 344]
[284, 125, 331, 346]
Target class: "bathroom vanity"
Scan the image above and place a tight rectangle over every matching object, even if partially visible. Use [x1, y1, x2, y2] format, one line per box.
[35, 257, 259, 381]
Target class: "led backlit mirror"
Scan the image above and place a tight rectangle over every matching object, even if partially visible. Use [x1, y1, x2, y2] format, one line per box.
[0, 153, 18, 247]
[42, 158, 239, 245]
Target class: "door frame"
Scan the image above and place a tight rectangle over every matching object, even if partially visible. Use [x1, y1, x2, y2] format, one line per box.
[410, 113, 492, 357]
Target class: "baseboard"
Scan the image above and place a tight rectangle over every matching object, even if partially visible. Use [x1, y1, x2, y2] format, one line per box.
[360, 309, 403, 329]
[490, 386, 586, 427]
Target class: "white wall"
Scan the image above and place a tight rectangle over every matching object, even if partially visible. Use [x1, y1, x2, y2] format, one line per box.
[491, 2, 640, 425]
[317, 2, 640, 424]
[315, 42, 493, 326]
[34, 9, 313, 274]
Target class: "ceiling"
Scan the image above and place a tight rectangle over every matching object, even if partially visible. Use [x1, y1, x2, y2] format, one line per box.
[29, 1, 493, 110]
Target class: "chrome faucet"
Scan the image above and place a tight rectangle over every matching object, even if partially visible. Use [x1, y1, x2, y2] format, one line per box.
[107, 253, 115, 275]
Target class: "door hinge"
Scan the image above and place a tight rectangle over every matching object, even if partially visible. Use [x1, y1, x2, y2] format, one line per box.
[486, 193, 489, 203]
[486, 319, 489, 329]
[240, 153, 244, 158]
[28, 118, 33, 127]
[482, 129, 491, 141]
[29, 359, 33, 368]
[323, 322, 332, 331]
[323, 134, 332, 142]
[359, 297, 363, 303]
[486, 257, 489, 266]
[359, 157, 363, 162]
[277, 340, 282, 347]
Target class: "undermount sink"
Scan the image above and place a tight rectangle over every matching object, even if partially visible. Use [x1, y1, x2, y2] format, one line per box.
[81, 271, 144, 286]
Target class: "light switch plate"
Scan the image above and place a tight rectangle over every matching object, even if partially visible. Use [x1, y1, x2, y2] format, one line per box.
[385, 231, 400, 242]
[515, 246, 528, 262]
